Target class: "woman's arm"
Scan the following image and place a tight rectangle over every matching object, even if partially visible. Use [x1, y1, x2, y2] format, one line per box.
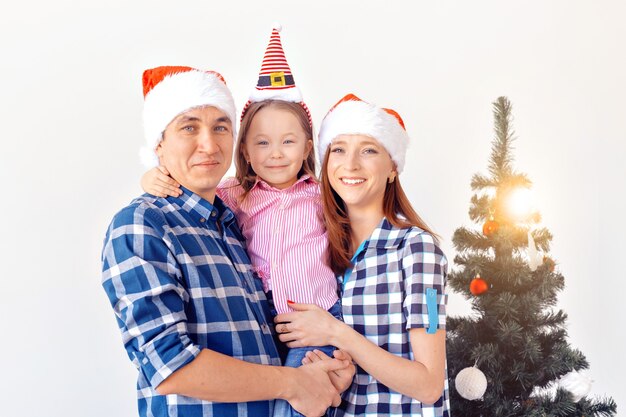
[276, 304, 445, 404]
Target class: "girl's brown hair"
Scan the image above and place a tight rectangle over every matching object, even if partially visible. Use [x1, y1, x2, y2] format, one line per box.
[234, 100, 316, 198]
[320, 147, 439, 275]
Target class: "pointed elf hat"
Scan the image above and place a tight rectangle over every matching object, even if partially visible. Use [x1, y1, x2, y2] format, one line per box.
[241, 24, 312, 125]
[140, 65, 237, 167]
[318, 94, 409, 173]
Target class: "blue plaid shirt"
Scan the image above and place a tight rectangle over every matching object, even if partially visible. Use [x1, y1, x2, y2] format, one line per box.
[334, 218, 450, 417]
[101, 187, 281, 417]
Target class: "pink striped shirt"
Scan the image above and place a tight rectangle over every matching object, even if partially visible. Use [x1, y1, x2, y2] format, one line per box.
[217, 175, 339, 315]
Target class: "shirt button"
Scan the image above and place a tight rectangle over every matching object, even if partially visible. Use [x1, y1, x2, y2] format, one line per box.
[261, 324, 269, 332]
[211, 211, 217, 217]
[200, 218, 205, 223]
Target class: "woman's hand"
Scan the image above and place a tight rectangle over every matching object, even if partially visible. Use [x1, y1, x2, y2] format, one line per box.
[302, 349, 355, 394]
[274, 302, 346, 348]
[141, 166, 182, 197]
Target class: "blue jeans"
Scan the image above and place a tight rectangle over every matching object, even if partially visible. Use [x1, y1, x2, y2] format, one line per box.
[272, 299, 343, 417]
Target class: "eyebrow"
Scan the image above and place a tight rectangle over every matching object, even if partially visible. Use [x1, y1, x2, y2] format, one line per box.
[216, 116, 232, 125]
[332, 139, 381, 147]
[176, 116, 201, 123]
[174, 115, 232, 125]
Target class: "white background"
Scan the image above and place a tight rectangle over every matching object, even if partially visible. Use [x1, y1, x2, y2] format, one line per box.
[1, 1, 624, 416]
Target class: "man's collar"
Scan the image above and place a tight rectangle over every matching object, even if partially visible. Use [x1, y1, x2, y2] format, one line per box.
[170, 186, 234, 224]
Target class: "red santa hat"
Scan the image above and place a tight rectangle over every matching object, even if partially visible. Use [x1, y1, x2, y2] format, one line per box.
[318, 94, 410, 173]
[140, 66, 237, 167]
[240, 25, 312, 126]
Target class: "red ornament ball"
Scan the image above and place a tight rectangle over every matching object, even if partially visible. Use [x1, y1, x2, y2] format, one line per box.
[470, 275, 489, 295]
[482, 219, 499, 236]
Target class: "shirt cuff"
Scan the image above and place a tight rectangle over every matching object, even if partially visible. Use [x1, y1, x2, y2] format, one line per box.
[135, 333, 202, 389]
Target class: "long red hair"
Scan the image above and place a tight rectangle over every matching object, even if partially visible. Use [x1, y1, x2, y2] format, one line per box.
[320, 148, 439, 275]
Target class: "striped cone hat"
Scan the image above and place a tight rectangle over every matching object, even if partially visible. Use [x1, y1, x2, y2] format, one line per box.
[241, 25, 312, 125]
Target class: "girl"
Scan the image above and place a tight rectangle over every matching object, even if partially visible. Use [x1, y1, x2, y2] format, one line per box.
[141, 27, 351, 417]
[274, 94, 450, 417]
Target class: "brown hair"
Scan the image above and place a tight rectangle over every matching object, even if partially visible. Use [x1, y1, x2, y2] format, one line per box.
[233, 100, 316, 198]
[320, 148, 439, 275]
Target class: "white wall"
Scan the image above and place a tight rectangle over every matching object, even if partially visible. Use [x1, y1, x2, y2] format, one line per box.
[1, 1, 624, 415]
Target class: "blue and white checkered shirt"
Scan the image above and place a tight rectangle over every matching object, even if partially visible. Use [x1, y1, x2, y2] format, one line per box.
[102, 187, 281, 417]
[333, 218, 450, 417]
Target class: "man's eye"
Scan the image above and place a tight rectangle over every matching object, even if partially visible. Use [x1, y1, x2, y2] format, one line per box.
[182, 125, 195, 132]
[215, 125, 229, 132]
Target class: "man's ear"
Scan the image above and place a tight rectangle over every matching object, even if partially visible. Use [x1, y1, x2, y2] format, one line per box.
[156, 136, 164, 161]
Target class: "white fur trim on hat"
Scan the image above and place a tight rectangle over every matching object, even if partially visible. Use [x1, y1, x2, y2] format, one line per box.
[318, 99, 409, 173]
[249, 86, 303, 103]
[141, 70, 237, 167]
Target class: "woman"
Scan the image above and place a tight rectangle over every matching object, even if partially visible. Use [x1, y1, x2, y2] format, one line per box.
[275, 94, 450, 416]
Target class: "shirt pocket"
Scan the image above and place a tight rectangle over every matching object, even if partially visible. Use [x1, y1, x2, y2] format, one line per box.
[297, 199, 325, 235]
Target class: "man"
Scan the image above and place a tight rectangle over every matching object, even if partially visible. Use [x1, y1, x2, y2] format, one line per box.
[102, 66, 350, 417]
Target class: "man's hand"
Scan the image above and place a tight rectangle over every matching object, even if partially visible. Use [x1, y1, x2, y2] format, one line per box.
[285, 357, 348, 416]
[302, 349, 355, 394]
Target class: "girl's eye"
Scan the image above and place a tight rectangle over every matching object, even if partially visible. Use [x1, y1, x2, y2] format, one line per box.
[283, 139, 295, 144]
[257, 140, 269, 146]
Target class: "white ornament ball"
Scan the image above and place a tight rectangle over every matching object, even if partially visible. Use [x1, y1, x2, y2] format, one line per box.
[559, 370, 593, 402]
[455, 366, 488, 400]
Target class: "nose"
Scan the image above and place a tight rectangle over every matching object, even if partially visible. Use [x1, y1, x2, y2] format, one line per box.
[344, 149, 360, 170]
[197, 131, 220, 154]
[270, 144, 284, 159]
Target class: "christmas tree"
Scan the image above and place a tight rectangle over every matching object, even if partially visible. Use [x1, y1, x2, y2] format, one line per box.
[446, 97, 617, 416]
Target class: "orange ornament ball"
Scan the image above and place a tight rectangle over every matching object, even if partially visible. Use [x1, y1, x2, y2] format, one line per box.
[470, 276, 489, 296]
[482, 219, 499, 236]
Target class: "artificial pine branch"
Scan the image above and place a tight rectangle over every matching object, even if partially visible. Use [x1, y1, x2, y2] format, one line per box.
[488, 96, 516, 181]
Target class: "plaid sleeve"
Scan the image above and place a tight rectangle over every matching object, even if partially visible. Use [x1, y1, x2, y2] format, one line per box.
[101, 203, 201, 388]
[402, 230, 448, 331]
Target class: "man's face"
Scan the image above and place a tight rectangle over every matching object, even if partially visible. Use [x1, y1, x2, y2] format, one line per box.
[156, 106, 233, 202]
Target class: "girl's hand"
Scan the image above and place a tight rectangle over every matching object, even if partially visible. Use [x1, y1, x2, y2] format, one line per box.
[274, 302, 345, 348]
[141, 166, 182, 197]
[302, 349, 355, 394]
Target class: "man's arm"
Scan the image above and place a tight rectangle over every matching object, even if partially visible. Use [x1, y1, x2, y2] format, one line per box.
[102, 203, 345, 416]
[157, 349, 346, 416]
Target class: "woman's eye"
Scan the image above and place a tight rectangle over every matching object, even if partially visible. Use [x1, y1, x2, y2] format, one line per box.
[330, 147, 344, 153]
[363, 148, 378, 154]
